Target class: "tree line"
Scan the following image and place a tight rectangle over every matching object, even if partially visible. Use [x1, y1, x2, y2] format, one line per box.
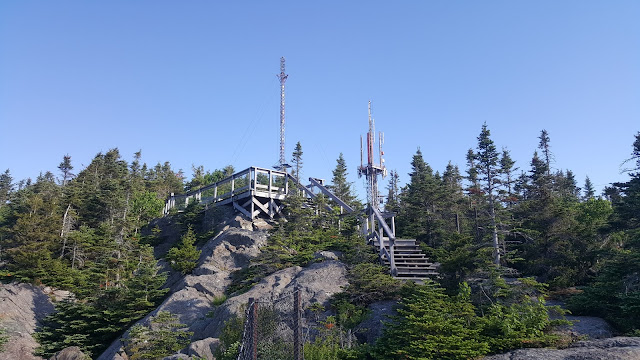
[384, 125, 640, 334]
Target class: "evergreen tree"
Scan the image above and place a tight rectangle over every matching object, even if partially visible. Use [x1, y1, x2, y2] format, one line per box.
[557, 169, 581, 200]
[330, 153, 355, 206]
[374, 282, 488, 360]
[291, 141, 303, 180]
[499, 148, 518, 208]
[569, 134, 640, 331]
[0, 169, 13, 206]
[583, 176, 595, 200]
[57, 155, 74, 186]
[385, 170, 400, 213]
[442, 162, 465, 234]
[124, 311, 192, 360]
[538, 129, 552, 175]
[166, 227, 201, 274]
[474, 123, 502, 265]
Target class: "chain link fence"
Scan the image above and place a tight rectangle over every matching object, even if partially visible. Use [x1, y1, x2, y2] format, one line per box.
[237, 288, 303, 360]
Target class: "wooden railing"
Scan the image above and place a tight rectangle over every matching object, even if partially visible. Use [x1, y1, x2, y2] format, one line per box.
[163, 166, 289, 215]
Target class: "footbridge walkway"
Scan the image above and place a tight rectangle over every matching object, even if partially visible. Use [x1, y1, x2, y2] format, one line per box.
[163, 166, 437, 280]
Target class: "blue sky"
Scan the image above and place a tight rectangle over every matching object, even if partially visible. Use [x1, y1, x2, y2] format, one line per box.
[1, 1, 638, 198]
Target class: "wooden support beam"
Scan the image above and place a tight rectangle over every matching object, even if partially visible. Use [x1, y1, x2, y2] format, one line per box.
[233, 201, 251, 218]
[252, 197, 270, 215]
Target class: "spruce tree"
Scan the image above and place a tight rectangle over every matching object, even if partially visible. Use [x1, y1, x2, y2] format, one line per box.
[57, 155, 74, 186]
[167, 227, 201, 274]
[330, 153, 355, 206]
[291, 141, 303, 180]
[474, 123, 502, 265]
[124, 311, 192, 360]
[583, 176, 595, 200]
[500, 148, 518, 208]
[385, 170, 400, 213]
[538, 129, 552, 175]
[0, 169, 13, 206]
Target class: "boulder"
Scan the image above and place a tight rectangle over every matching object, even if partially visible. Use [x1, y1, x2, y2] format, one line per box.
[355, 300, 397, 344]
[484, 337, 640, 360]
[313, 250, 342, 261]
[48, 346, 87, 360]
[0, 283, 56, 360]
[252, 218, 274, 231]
[546, 300, 614, 339]
[186, 338, 220, 359]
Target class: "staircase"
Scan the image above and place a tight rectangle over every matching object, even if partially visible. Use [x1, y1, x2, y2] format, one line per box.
[373, 238, 439, 280]
[296, 176, 438, 280]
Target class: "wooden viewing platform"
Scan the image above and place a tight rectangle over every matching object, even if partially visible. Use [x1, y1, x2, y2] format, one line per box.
[163, 165, 438, 280]
[163, 166, 290, 219]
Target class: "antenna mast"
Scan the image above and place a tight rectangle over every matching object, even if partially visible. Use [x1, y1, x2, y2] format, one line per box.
[358, 101, 387, 209]
[277, 57, 289, 170]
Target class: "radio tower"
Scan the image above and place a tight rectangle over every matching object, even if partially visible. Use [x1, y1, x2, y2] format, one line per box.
[276, 57, 289, 171]
[358, 101, 387, 209]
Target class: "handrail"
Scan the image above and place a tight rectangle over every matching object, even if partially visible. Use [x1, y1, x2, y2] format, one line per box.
[368, 205, 397, 276]
[308, 177, 355, 213]
[286, 174, 334, 212]
[163, 166, 289, 215]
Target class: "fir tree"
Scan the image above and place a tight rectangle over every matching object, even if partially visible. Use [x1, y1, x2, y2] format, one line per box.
[57, 155, 74, 186]
[385, 170, 400, 213]
[500, 148, 518, 208]
[166, 227, 201, 274]
[474, 123, 502, 265]
[583, 176, 595, 200]
[538, 129, 552, 175]
[291, 141, 303, 180]
[124, 311, 192, 360]
[0, 169, 13, 206]
[330, 153, 355, 206]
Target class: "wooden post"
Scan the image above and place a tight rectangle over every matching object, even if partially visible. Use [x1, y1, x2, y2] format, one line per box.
[294, 288, 302, 360]
[253, 167, 257, 192]
[390, 216, 396, 237]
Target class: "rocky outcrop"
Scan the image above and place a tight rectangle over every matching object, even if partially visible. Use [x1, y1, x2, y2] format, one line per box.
[484, 337, 640, 360]
[98, 227, 268, 360]
[98, 224, 348, 360]
[201, 260, 348, 340]
[0, 283, 57, 360]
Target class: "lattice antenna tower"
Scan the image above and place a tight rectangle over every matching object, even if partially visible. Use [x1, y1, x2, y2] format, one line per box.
[277, 57, 289, 170]
[358, 101, 387, 209]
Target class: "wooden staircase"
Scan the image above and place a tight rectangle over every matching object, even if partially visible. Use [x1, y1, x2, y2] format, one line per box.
[373, 238, 439, 280]
[294, 177, 438, 280]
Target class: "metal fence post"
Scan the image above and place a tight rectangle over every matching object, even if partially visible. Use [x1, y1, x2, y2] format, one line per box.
[294, 288, 302, 360]
[248, 298, 258, 360]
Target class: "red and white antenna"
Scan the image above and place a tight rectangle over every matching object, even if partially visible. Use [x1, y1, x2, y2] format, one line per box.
[358, 101, 387, 209]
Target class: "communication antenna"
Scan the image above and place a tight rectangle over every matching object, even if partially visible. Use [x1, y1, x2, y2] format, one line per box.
[276, 57, 289, 171]
[358, 101, 387, 209]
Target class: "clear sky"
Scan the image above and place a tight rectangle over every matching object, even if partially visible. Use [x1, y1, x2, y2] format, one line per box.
[1, 1, 638, 198]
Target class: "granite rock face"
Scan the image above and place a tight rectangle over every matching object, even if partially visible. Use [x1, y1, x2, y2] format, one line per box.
[484, 337, 640, 360]
[98, 227, 269, 360]
[0, 283, 57, 360]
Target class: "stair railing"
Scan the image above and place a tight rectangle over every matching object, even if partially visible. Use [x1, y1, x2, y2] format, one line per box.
[368, 206, 397, 276]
